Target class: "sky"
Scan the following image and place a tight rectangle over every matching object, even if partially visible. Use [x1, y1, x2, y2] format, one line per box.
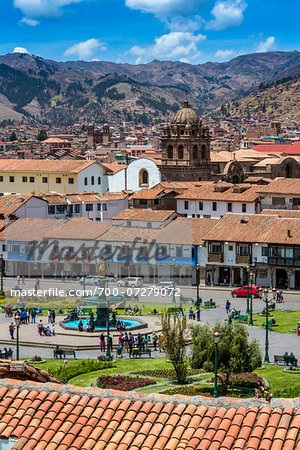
[0, 0, 299, 64]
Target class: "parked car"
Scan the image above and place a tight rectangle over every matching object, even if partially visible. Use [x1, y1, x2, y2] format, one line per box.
[231, 285, 260, 298]
[79, 275, 100, 286]
[150, 281, 178, 291]
[117, 277, 143, 288]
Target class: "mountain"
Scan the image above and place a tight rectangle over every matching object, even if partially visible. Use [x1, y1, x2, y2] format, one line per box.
[216, 75, 300, 122]
[0, 51, 299, 125]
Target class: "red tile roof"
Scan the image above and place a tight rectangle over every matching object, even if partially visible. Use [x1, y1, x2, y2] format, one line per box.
[0, 380, 299, 449]
[112, 209, 176, 221]
[252, 142, 300, 154]
[0, 160, 96, 173]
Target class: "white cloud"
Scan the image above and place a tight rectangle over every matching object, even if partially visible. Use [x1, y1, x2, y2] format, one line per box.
[214, 49, 234, 60]
[14, 0, 84, 24]
[19, 17, 39, 26]
[129, 31, 206, 64]
[256, 36, 276, 53]
[64, 39, 107, 60]
[13, 46, 30, 54]
[125, 0, 207, 17]
[166, 15, 204, 32]
[207, 0, 247, 30]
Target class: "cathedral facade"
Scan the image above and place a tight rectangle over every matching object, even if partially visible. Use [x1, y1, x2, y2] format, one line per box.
[160, 100, 212, 181]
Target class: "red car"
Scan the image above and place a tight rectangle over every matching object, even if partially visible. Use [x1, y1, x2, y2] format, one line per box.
[231, 285, 259, 298]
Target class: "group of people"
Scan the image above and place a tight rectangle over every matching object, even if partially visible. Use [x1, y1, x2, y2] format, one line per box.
[125, 305, 141, 315]
[100, 332, 161, 354]
[276, 291, 284, 303]
[37, 319, 55, 336]
[47, 309, 56, 324]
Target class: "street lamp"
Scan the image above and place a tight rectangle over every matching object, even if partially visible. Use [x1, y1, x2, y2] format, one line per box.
[246, 265, 250, 314]
[196, 263, 201, 322]
[15, 312, 21, 360]
[106, 299, 111, 359]
[0, 252, 3, 293]
[249, 271, 254, 326]
[172, 258, 176, 305]
[213, 331, 220, 398]
[260, 288, 276, 363]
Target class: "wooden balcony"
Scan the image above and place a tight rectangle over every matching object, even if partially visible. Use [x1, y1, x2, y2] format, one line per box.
[208, 253, 223, 263]
[236, 255, 252, 265]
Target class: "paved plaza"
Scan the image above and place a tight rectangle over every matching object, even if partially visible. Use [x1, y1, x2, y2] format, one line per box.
[1, 278, 299, 362]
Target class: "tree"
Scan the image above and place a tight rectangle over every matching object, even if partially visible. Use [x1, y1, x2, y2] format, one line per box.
[37, 129, 48, 141]
[9, 132, 17, 142]
[190, 322, 262, 392]
[160, 310, 189, 384]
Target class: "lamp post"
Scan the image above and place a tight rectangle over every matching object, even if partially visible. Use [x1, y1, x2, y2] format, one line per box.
[0, 252, 3, 294]
[213, 330, 220, 398]
[246, 265, 250, 314]
[15, 312, 21, 360]
[260, 288, 276, 363]
[172, 258, 176, 305]
[106, 296, 111, 359]
[249, 271, 254, 326]
[196, 263, 201, 321]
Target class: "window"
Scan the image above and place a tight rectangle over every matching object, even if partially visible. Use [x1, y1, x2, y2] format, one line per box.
[272, 197, 285, 205]
[12, 243, 20, 253]
[48, 205, 55, 215]
[192, 214, 195, 218]
[199, 201, 203, 210]
[258, 269, 268, 278]
[229, 245, 233, 251]
[97, 203, 101, 211]
[210, 243, 222, 253]
[242, 203, 246, 213]
[212, 202, 217, 211]
[203, 214, 211, 218]
[176, 247, 182, 257]
[84, 177, 88, 186]
[22, 176, 27, 182]
[193, 145, 198, 159]
[68, 178, 74, 184]
[91, 176, 94, 185]
[29, 177, 35, 183]
[74, 204, 80, 213]
[178, 145, 184, 159]
[102, 203, 107, 211]
[197, 214, 200, 218]
[140, 199, 147, 205]
[98, 176, 101, 185]
[227, 202, 232, 212]
[56, 177, 61, 184]
[154, 198, 159, 205]
[56, 205, 66, 214]
[238, 245, 249, 256]
[201, 144, 206, 159]
[86, 204, 93, 211]
[0, 176, 3, 182]
[104, 244, 112, 254]
[9, 176, 14, 182]
[167, 145, 173, 159]
[293, 198, 300, 206]
[42, 177, 48, 183]
[139, 169, 149, 187]
[184, 201, 189, 210]
[262, 247, 268, 257]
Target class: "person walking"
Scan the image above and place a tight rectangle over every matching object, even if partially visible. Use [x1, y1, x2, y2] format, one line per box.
[100, 333, 106, 352]
[152, 332, 157, 351]
[22, 275, 25, 285]
[9, 323, 15, 339]
[17, 275, 20, 285]
[124, 332, 129, 352]
[226, 300, 231, 314]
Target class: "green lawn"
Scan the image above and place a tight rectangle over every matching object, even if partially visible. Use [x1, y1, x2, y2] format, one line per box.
[257, 365, 300, 394]
[252, 309, 300, 334]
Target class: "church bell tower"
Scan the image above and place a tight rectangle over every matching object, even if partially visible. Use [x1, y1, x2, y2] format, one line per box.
[160, 100, 211, 181]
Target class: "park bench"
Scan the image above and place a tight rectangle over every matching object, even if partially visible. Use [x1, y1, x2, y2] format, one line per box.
[262, 303, 275, 314]
[274, 355, 285, 365]
[274, 355, 298, 366]
[0, 349, 13, 359]
[82, 308, 93, 315]
[204, 301, 216, 308]
[129, 348, 152, 359]
[236, 314, 248, 323]
[168, 307, 176, 314]
[53, 349, 76, 359]
[262, 320, 277, 328]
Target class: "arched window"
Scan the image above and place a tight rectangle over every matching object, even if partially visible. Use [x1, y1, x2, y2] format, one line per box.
[178, 145, 184, 159]
[286, 164, 291, 178]
[139, 169, 149, 187]
[201, 144, 206, 159]
[167, 145, 173, 159]
[98, 176, 101, 185]
[193, 145, 198, 159]
[91, 176, 94, 185]
[180, 129, 184, 135]
[84, 177, 88, 186]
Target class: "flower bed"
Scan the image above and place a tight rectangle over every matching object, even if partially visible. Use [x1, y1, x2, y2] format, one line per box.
[209, 373, 264, 388]
[162, 385, 253, 398]
[48, 359, 113, 382]
[133, 369, 204, 379]
[96, 375, 157, 391]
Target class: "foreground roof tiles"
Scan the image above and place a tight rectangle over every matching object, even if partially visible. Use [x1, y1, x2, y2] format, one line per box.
[0, 379, 299, 449]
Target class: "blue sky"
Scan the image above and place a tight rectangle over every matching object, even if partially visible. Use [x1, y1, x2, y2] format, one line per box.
[0, 0, 299, 64]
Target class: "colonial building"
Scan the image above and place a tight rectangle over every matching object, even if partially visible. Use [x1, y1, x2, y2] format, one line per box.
[87, 123, 111, 147]
[160, 100, 211, 182]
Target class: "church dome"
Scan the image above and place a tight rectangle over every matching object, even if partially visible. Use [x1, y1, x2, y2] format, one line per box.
[173, 100, 199, 124]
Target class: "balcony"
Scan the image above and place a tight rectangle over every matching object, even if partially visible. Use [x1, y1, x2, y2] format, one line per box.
[236, 255, 252, 265]
[208, 253, 223, 263]
[269, 257, 300, 267]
